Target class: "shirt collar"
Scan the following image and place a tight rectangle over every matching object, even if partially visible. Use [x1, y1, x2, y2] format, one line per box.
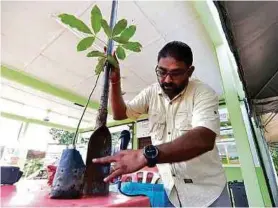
[157, 83, 188, 102]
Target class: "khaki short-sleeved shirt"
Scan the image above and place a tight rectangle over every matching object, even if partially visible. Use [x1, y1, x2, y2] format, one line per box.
[126, 79, 227, 207]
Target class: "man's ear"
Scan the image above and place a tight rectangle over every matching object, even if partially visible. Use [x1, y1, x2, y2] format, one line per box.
[188, 66, 195, 77]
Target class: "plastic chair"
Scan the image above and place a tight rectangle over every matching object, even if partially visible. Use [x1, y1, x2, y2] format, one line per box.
[118, 171, 172, 207]
[228, 180, 249, 207]
[46, 165, 57, 186]
[121, 170, 160, 184]
[1, 166, 23, 185]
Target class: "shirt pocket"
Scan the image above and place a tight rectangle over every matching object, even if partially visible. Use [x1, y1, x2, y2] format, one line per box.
[175, 112, 192, 135]
[149, 111, 166, 142]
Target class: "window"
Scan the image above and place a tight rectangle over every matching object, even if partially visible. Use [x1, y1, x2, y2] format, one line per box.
[217, 107, 240, 166]
[0, 117, 23, 165]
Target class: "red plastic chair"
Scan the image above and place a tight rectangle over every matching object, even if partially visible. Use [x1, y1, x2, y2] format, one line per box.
[46, 165, 57, 186]
[121, 170, 160, 184]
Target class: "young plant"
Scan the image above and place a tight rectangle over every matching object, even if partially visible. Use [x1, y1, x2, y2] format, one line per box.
[58, 5, 142, 75]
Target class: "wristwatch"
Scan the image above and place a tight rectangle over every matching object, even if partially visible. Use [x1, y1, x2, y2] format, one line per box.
[143, 145, 159, 167]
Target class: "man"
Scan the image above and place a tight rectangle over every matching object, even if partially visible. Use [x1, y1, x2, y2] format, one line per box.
[93, 41, 231, 207]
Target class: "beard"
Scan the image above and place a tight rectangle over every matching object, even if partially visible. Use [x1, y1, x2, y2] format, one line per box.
[160, 81, 187, 96]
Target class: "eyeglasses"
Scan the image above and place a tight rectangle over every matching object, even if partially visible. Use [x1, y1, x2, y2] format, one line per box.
[155, 66, 187, 80]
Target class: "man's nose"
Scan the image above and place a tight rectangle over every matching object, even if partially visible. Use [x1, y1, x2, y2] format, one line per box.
[164, 74, 173, 83]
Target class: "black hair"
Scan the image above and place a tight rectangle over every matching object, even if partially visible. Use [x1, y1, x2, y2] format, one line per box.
[158, 41, 193, 66]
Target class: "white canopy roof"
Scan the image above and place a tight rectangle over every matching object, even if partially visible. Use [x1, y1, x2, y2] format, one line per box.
[1, 1, 223, 129]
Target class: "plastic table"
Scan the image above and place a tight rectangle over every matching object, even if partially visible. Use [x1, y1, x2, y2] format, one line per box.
[1, 180, 150, 207]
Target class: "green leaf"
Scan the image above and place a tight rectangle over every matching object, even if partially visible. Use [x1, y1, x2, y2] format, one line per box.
[77, 36, 95, 51]
[120, 25, 136, 41]
[95, 57, 107, 75]
[112, 19, 127, 37]
[107, 55, 119, 68]
[101, 19, 112, 38]
[58, 14, 92, 34]
[91, 5, 102, 34]
[116, 46, 126, 60]
[123, 42, 142, 52]
[87, 50, 106, 57]
[113, 36, 128, 44]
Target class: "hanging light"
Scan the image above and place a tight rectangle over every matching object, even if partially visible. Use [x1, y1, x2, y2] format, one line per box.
[43, 109, 51, 122]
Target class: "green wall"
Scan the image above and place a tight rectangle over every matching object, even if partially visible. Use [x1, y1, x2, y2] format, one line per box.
[224, 167, 272, 207]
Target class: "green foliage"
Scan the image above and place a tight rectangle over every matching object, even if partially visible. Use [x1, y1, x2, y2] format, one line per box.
[23, 158, 43, 177]
[58, 14, 92, 34]
[116, 46, 126, 60]
[112, 19, 127, 36]
[49, 128, 75, 145]
[107, 55, 119, 68]
[95, 57, 107, 75]
[119, 25, 136, 42]
[269, 147, 278, 175]
[123, 42, 142, 52]
[87, 51, 106, 58]
[101, 19, 112, 38]
[58, 4, 142, 75]
[80, 137, 89, 144]
[77, 36, 95, 51]
[91, 5, 102, 34]
[49, 128, 88, 145]
[111, 131, 121, 147]
[113, 36, 128, 44]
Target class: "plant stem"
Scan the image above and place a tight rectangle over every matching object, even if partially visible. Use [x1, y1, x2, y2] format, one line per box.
[94, 35, 106, 45]
[72, 74, 101, 146]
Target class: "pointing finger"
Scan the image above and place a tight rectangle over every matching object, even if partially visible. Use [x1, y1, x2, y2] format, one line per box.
[92, 155, 117, 164]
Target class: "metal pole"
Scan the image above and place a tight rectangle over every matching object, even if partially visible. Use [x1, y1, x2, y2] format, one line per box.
[106, 0, 118, 55]
[98, 0, 118, 126]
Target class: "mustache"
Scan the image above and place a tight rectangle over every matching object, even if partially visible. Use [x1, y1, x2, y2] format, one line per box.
[161, 82, 177, 88]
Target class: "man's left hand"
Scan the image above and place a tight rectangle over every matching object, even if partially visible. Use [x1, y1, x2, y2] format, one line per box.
[92, 149, 147, 182]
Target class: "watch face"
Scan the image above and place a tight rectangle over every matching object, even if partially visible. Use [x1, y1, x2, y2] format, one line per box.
[145, 145, 158, 159]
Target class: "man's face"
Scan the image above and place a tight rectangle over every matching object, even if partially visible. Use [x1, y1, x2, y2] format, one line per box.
[156, 57, 192, 97]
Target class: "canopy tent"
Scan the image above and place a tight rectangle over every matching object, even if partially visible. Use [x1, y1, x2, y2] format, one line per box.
[214, 2, 278, 206]
[1, 1, 224, 130]
[214, 1, 278, 122]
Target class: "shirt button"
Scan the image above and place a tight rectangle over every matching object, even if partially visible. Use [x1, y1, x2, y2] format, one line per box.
[168, 132, 171, 135]
[169, 102, 172, 105]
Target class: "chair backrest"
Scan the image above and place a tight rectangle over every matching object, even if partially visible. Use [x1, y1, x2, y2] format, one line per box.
[121, 170, 160, 184]
[228, 181, 249, 207]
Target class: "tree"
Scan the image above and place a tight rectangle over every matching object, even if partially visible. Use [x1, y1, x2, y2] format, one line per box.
[23, 158, 43, 178]
[269, 145, 278, 175]
[49, 128, 88, 145]
[58, 5, 142, 134]
[111, 131, 122, 147]
[49, 128, 75, 145]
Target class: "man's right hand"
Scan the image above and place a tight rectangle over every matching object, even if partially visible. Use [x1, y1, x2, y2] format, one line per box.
[105, 47, 127, 120]
[104, 47, 121, 83]
[93, 149, 147, 182]
[110, 66, 120, 83]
